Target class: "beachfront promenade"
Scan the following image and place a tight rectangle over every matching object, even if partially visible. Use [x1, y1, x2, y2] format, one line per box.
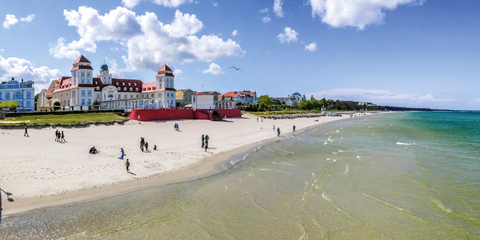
[0, 113, 356, 215]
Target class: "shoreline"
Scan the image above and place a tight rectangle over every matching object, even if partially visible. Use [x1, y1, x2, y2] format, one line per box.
[1, 114, 361, 216]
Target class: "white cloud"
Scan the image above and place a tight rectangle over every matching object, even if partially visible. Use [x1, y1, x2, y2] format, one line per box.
[259, 8, 269, 13]
[212, 2, 218, 7]
[232, 29, 238, 36]
[305, 42, 317, 52]
[123, 0, 142, 8]
[308, 88, 457, 107]
[3, 14, 35, 29]
[277, 27, 298, 44]
[0, 49, 3, 52]
[418, 94, 454, 102]
[262, 17, 271, 23]
[152, 0, 193, 8]
[173, 68, 182, 75]
[202, 62, 223, 75]
[111, 47, 119, 52]
[106, 59, 125, 78]
[49, 37, 81, 60]
[0, 54, 63, 92]
[309, 0, 425, 30]
[3, 14, 18, 29]
[274, 0, 284, 18]
[20, 14, 35, 22]
[55, 6, 244, 72]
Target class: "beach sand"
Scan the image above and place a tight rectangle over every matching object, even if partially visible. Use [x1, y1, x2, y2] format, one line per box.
[0, 113, 354, 215]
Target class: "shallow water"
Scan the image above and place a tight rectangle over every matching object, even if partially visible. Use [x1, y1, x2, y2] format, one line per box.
[1, 112, 480, 239]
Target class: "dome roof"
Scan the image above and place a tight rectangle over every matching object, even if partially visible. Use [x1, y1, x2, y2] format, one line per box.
[100, 63, 108, 71]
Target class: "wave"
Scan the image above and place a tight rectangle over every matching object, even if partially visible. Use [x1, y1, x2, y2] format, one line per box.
[396, 142, 415, 146]
[344, 165, 349, 175]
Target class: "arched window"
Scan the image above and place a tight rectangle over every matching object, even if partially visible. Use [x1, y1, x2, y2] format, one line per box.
[81, 99, 85, 105]
[5, 92, 10, 100]
[14, 92, 21, 99]
[26, 92, 31, 99]
[87, 99, 92, 105]
[124, 87, 127, 91]
[26, 101, 31, 107]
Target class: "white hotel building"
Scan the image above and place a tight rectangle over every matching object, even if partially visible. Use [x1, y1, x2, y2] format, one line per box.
[0, 77, 35, 112]
[48, 55, 176, 111]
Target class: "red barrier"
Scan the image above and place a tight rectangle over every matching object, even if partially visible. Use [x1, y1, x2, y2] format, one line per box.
[129, 108, 242, 121]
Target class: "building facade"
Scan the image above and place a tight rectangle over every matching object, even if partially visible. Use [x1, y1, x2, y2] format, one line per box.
[0, 77, 35, 112]
[192, 92, 215, 109]
[175, 89, 194, 107]
[219, 90, 257, 104]
[50, 55, 176, 111]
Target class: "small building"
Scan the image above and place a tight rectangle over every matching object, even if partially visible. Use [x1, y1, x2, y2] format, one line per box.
[273, 97, 292, 106]
[192, 92, 215, 109]
[175, 89, 194, 107]
[219, 90, 257, 104]
[0, 77, 35, 112]
[215, 99, 237, 109]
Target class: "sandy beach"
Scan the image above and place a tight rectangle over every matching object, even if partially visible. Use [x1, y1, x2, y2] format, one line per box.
[1, 113, 353, 215]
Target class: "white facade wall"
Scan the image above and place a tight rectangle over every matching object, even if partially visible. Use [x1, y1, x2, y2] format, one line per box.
[192, 95, 215, 109]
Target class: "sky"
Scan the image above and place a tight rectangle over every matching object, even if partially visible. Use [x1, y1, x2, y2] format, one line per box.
[0, 0, 479, 110]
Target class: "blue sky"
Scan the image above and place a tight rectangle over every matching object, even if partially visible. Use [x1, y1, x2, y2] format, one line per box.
[1, 0, 479, 110]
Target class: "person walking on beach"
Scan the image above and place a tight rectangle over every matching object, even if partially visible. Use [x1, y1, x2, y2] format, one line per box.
[24, 126, 29, 137]
[205, 134, 209, 145]
[61, 131, 65, 143]
[273, 125, 275, 132]
[125, 159, 130, 172]
[55, 129, 59, 142]
[120, 148, 125, 159]
[205, 141, 208, 152]
[293, 125, 296, 132]
[145, 142, 149, 152]
[277, 128, 281, 137]
[257, 117, 258, 122]
[201, 134, 205, 148]
[140, 137, 145, 151]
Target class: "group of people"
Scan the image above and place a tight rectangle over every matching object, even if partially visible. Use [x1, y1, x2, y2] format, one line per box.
[55, 129, 66, 143]
[140, 137, 149, 152]
[201, 134, 210, 152]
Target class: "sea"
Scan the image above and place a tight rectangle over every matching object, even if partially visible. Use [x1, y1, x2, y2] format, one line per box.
[1, 111, 480, 239]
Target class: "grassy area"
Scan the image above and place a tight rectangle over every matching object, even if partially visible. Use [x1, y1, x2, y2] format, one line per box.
[1, 113, 126, 126]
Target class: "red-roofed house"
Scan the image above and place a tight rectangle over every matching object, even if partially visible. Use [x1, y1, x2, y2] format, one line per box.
[219, 90, 258, 104]
[50, 55, 176, 111]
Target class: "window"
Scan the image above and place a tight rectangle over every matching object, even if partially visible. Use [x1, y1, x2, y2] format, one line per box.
[26, 92, 31, 99]
[116, 82, 119, 86]
[129, 83, 131, 86]
[14, 92, 21, 99]
[123, 82, 125, 86]
[81, 99, 85, 105]
[130, 95, 133, 98]
[124, 94, 127, 99]
[135, 88, 138, 91]
[130, 87, 133, 91]
[134, 83, 137, 86]
[0, 93, 2, 100]
[97, 94, 100, 99]
[136, 95, 139, 98]
[87, 99, 92, 105]
[118, 94, 121, 99]
[124, 87, 127, 91]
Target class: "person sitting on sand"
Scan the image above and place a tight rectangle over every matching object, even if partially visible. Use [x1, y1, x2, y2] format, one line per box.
[153, 145, 157, 150]
[89, 146, 99, 154]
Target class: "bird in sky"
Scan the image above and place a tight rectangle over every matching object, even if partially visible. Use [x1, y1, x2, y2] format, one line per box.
[229, 66, 244, 73]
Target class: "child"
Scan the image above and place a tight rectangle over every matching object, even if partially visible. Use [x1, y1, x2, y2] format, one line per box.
[145, 142, 149, 152]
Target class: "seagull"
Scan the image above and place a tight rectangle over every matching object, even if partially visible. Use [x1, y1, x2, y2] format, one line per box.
[229, 66, 244, 73]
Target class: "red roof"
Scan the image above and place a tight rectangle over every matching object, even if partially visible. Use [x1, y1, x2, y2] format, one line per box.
[156, 64, 174, 77]
[71, 65, 93, 71]
[220, 90, 256, 98]
[158, 64, 173, 72]
[195, 91, 213, 95]
[73, 55, 91, 64]
[42, 89, 53, 99]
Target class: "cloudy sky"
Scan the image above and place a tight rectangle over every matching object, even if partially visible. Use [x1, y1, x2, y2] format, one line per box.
[1, 0, 479, 110]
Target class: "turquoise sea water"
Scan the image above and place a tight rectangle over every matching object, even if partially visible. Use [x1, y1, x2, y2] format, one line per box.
[1, 112, 480, 239]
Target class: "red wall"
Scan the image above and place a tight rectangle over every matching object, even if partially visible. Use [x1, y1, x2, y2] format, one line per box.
[129, 108, 241, 121]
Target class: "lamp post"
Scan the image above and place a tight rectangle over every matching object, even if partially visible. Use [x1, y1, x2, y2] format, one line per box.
[0, 188, 14, 225]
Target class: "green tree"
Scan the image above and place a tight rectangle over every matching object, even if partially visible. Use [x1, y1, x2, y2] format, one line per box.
[299, 100, 309, 110]
[258, 95, 273, 106]
[230, 96, 233, 101]
[310, 95, 320, 109]
[53, 101, 61, 111]
[221, 95, 225, 101]
[0, 100, 19, 112]
[34, 93, 40, 111]
[92, 99, 100, 110]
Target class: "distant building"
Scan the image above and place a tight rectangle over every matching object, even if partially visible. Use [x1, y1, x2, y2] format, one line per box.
[272, 97, 292, 106]
[0, 77, 35, 112]
[192, 92, 215, 109]
[219, 90, 257, 104]
[175, 89, 194, 107]
[37, 80, 56, 111]
[49, 55, 176, 111]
